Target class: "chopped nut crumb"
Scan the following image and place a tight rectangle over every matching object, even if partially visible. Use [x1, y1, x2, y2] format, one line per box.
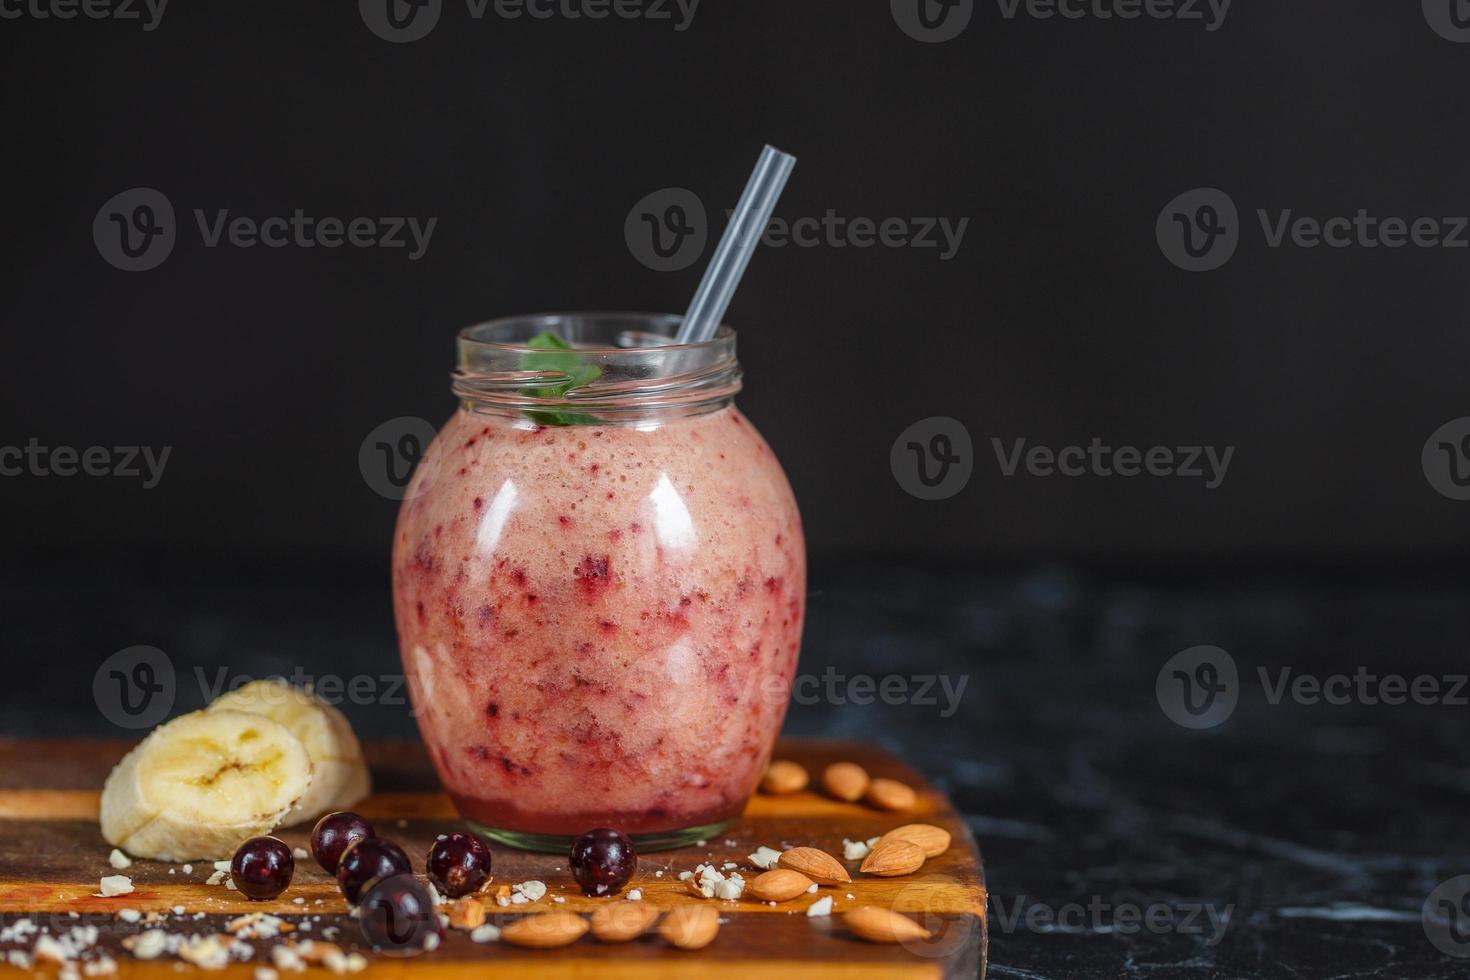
[97, 875, 133, 898]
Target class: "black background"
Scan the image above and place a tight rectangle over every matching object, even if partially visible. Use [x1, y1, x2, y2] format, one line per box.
[3, 2, 1469, 568]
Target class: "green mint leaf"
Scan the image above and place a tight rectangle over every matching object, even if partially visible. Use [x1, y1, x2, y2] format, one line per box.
[519, 331, 603, 426]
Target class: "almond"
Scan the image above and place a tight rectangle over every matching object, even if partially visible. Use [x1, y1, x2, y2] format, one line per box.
[294, 942, 343, 964]
[589, 901, 659, 942]
[878, 823, 951, 858]
[860, 838, 925, 877]
[779, 846, 851, 885]
[499, 911, 589, 948]
[822, 762, 869, 802]
[658, 905, 719, 950]
[845, 906, 933, 944]
[745, 868, 815, 902]
[865, 777, 917, 811]
[448, 896, 486, 931]
[762, 759, 810, 794]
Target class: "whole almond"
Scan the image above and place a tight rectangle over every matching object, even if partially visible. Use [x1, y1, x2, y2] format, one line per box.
[865, 777, 917, 811]
[845, 906, 933, 944]
[822, 762, 869, 802]
[860, 838, 925, 877]
[659, 905, 719, 950]
[779, 846, 852, 885]
[448, 896, 486, 930]
[762, 759, 810, 794]
[746, 868, 815, 902]
[879, 823, 951, 858]
[500, 911, 589, 948]
[589, 901, 659, 942]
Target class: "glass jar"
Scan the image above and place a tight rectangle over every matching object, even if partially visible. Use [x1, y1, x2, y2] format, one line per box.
[392, 313, 805, 851]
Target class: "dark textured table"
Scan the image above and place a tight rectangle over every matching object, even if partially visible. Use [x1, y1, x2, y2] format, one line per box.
[5, 557, 1469, 978]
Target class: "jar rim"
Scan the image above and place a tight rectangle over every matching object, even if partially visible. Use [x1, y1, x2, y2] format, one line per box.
[452, 312, 742, 424]
[458, 312, 735, 354]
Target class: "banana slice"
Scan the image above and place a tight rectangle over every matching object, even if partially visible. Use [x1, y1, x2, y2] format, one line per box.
[207, 679, 371, 825]
[100, 709, 313, 862]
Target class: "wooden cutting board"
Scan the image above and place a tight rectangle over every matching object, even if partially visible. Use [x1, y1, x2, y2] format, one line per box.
[0, 739, 986, 979]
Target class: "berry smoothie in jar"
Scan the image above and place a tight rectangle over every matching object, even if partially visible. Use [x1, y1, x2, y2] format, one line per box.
[392, 313, 804, 850]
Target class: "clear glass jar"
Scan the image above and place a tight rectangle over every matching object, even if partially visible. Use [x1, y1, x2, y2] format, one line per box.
[392, 313, 805, 851]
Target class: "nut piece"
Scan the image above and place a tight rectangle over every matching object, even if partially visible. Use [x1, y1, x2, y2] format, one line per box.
[659, 905, 719, 950]
[845, 906, 933, 944]
[865, 778, 917, 811]
[878, 823, 951, 858]
[448, 896, 486, 931]
[762, 760, 810, 794]
[589, 901, 659, 942]
[860, 839, 926, 877]
[499, 911, 590, 948]
[779, 846, 852, 885]
[822, 762, 870, 802]
[746, 868, 816, 902]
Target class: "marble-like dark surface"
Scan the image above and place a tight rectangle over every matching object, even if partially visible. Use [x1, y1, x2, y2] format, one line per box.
[4, 557, 1469, 978]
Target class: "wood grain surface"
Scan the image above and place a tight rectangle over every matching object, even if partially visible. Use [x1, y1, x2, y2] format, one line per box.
[0, 739, 986, 978]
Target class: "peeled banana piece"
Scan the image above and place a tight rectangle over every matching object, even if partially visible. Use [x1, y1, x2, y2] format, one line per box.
[207, 679, 371, 825]
[99, 709, 313, 862]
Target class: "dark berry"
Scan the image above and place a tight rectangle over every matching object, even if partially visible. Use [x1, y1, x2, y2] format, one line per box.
[426, 831, 493, 898]
[311, 811, 375, 874]
[569, 828, 637, 896]
[359, 874, 442, 956]
[230, 837, 293, 901]
[336, 837, 412, 905]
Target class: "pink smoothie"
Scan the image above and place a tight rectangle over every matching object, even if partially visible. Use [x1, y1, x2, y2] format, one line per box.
[392, 405, 804, 837]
